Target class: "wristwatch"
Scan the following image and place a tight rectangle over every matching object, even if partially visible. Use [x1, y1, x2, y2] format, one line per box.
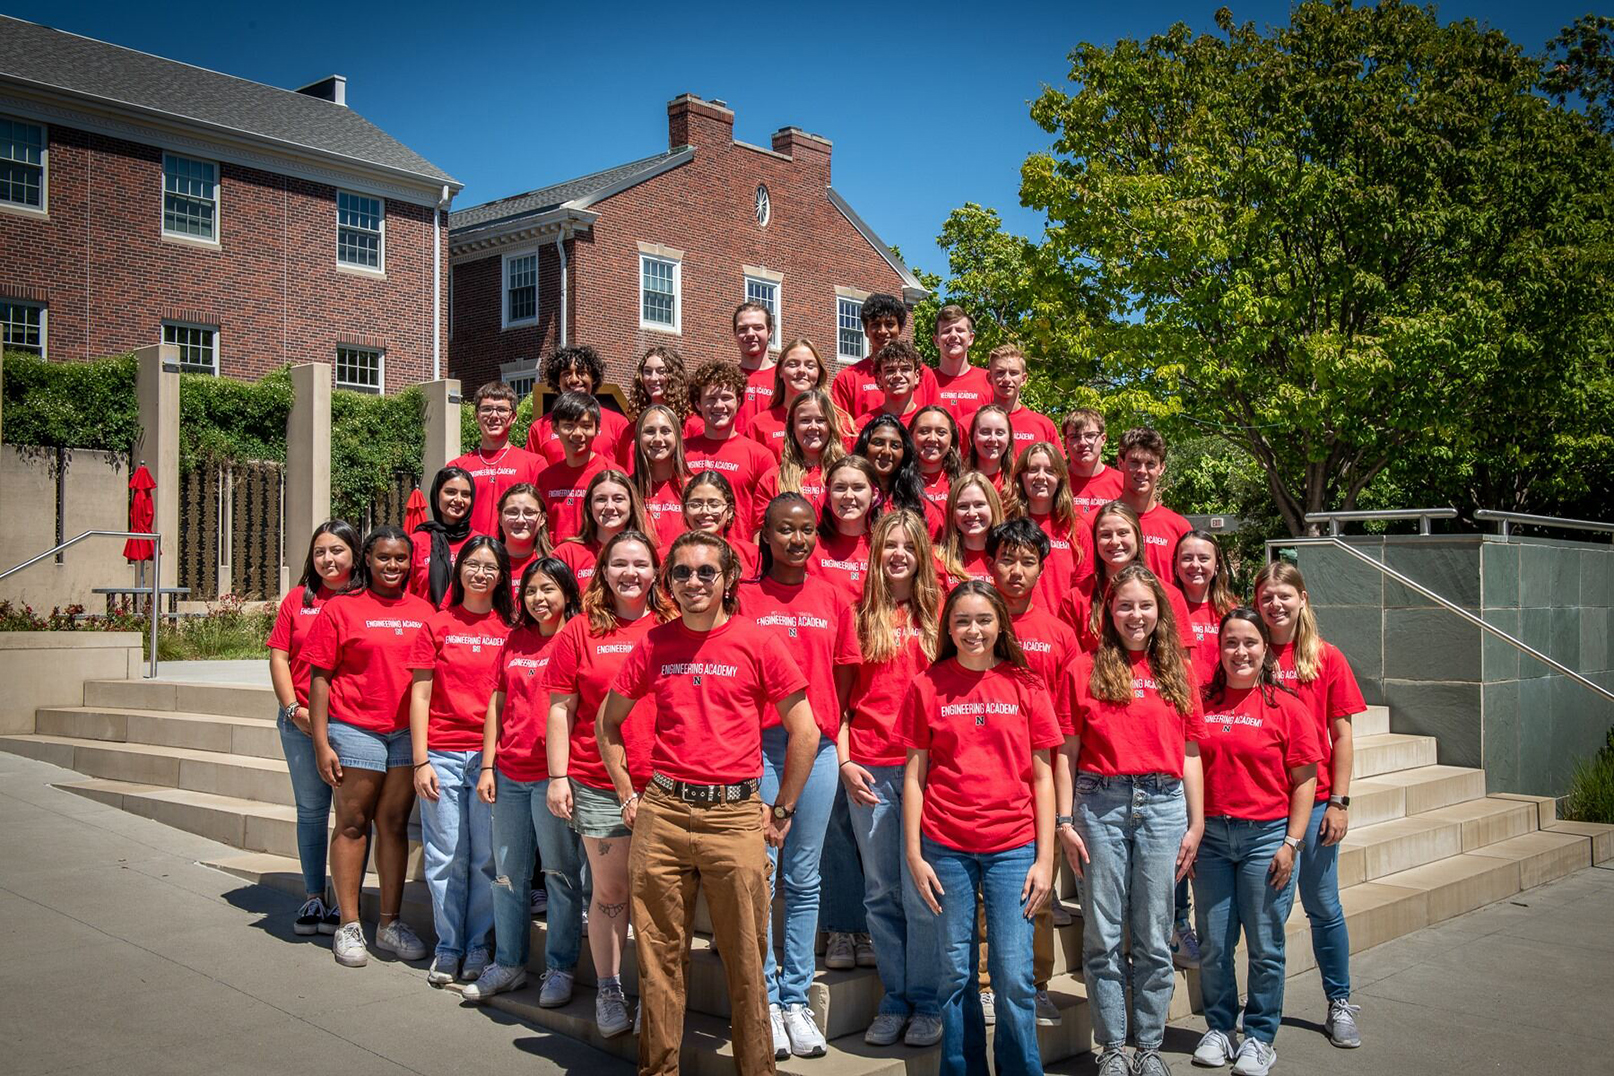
[1056, 814, 1075, 829]
[279, 701, 300, 724]
[771, 802, 796, 821]
[1328, 796, 1351, 810]
[1282, 835, 1305, 852]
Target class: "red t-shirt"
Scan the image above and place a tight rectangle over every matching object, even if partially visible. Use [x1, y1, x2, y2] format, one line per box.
[1180, 596, 1224, 687]
[301, 589, 435, 734]
[447, 446, 544, 537]
[1136, 503, 1194, 581]
[1028, 512, 1081, 613]
[1010, 605, 1079, 734]
[849, 620, 930, 767]
[1271, 640, 1366, 801]
[746, 405, 790, 462]
[632, 473, 687, 552]
[493, 624, 562, 782]
[406, 530, 470, 605]
[406, 605, 512, 751]
[832, 360, 939, 420]
[943, 545, 994, 589]
[725, 534, 762, 579]
[738, 363, 778, 423]
[932, 365, 993, 424]
[554, 538, 599, 590]
[683, 433, 779, 541]
[542, 613, 660, 792]
[738, 576, 860, 739]
[806, 529, 871, 602]
[611, 616, 808, 785]
[895, 660, 1062, 853]
[535, 453, 613, 543]
[1199, 685, 1323, 820]
[266, 585, 338, 706]
[749, 466, 829, 534]
[1060, 573, 1196, 653]
[1006, 406, 1062, 462]
[920, 469, 953, 511]
[1068, 650, 1208, 777]
[1069, 465, 1125, 513]
[528, 408, 632, 467]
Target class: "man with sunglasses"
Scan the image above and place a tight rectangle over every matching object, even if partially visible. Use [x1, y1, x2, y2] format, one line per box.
[447, 381, 543, 536]
[599, 531, 819, 1076]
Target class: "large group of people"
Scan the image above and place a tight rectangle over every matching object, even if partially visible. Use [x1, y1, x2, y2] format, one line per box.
[266, 296, 1367, 1076]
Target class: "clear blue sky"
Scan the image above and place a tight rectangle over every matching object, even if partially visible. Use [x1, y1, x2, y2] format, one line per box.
[10, 0, 1601, 278]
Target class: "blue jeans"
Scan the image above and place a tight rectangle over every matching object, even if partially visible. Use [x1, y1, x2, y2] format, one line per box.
[277, 711, 331, 897]
[420, 750, 495, 959]
[1192, 817, 1297, 1043]
[1298, 798, 1351, 1000]
[924, 836, 1041, 1076]
[759, 727, 838, 1007]
[847, 764, 940, 1017]
[1073, 772, 1186, 1051]
[820, 781, 868, 933]
[491, 772, 583, 971]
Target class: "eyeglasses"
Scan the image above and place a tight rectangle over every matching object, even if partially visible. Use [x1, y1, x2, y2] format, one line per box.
[669, 564, 723, 584]
[462, 563, 501, 578]
[502, 509, 543, 521]
[684, 500, 729, 513]
[477, 406, 514, 417]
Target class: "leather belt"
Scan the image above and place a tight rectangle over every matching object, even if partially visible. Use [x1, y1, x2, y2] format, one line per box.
[651, 772, 759, 804]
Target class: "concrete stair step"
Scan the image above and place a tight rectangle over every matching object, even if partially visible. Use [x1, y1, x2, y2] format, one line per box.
[1542, 819, 1614, 865]
[1351, 733, 1438, 779]
[36, 706, 282, 759]
[1348, 764, 1488, 826]
[0, 733, 294, 805]
[84, 678, 277, 721]
[1354, 705, 1391, 737]
[1369, 829, 1594, 925]
[1333, 796, 1540, 888]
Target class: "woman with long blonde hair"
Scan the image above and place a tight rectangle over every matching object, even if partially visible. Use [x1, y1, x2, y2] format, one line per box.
[938, 472, 1004, 586]
[746, 338, 851, 460]
[628, 404, 690, 551]
[748, 389, 848, 531]
[964, 404, 1016, 502]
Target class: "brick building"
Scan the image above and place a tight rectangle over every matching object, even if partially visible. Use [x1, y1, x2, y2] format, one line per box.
[447, 94, 927, 395]
[0, 17, 460, 390]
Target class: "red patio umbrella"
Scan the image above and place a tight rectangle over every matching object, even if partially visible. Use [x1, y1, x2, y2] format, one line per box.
[404, 486, 428, 533]
[123, 465, 156, 561]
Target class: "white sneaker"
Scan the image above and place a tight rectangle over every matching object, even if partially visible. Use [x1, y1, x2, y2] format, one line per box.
[853, 932, 876, 967]
[538, 968, 574, 1008]
[864, 1013, 906, 1046]
[905, 1012, 943, 1047]
[426, 954, 458, 986]
[1172, 922, 1203, 969]
[1194, 1028, 1237, 1067]
[375, 920, 427, 961]
[463, 962, 527, 1002]
[769, 1003, 790, 1060]
[824, 931, 855, 970]
[782, 1003, 827, 1058]
[1035, 988, 1061, 1026]
[596, 982, 633, 1038]
[332, 921, 368, 967]
[1232, 1037, 1276, 1075]
[979, 989, 996, 1026]
[460, 947, 490, 982]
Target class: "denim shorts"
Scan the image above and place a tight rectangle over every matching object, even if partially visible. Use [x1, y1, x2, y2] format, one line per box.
[570, 780, 631, 840]
[325, 719, 413, 772]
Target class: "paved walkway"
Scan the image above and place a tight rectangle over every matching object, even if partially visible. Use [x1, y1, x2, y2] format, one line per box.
[3, 748, 1610, 1076]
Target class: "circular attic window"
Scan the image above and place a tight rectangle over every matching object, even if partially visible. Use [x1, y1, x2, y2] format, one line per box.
[755, 184, 771, 227]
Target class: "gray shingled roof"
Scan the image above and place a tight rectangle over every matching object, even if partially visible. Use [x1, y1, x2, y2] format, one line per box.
[0, 16, 458, 187]
[449, 150, 686, 231]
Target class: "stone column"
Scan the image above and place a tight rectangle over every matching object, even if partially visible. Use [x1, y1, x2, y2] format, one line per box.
[421, 378, 462, 494]
[133, 344, 179, 590]
[283, 363, 332, 595]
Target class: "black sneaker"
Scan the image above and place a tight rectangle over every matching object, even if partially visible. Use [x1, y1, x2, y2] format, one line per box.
[320, 905, 340, 935]
[295, 896, 327, 936]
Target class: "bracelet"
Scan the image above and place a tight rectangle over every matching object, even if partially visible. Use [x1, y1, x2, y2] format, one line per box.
[480, 766, 494, 772]
[1056, 814, 1075, 828]
[618, 792, 641, 816]
[413, 761, 430, 770]
[549, 774, 569, 781]
[838, 759, 856, 769]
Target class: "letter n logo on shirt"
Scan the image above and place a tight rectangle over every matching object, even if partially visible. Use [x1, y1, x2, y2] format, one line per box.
[976, 712, 986, 727]
[693, 674, 702, 686]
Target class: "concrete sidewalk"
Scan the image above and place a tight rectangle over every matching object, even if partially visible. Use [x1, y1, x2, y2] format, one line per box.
[2, 748, 1609, 1076]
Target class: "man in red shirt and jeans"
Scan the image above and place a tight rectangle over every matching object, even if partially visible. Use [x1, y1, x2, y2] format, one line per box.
[601, 531, 820, 1076]
[1117, 426, 1193, 580]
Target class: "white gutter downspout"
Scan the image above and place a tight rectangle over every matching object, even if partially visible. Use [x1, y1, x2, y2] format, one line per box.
[555, 230, 568, 347]
[433, 184, 449, 380]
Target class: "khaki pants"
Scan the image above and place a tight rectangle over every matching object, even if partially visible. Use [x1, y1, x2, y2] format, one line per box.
[978, 898, 1054, 989]
[629, 784, 774, 1076]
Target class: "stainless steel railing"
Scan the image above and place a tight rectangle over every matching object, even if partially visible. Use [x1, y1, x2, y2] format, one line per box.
[1303, 508, 1459, 536]
[1474, 509, 1614, 541]
[0, 531, 162, 678]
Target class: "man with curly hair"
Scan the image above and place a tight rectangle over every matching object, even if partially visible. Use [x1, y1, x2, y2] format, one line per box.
[684, 360, 779, 541]
[526, 345, 631, 465]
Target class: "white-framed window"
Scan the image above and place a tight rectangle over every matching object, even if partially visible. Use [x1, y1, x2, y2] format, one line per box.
[335, 346, 384, 393]
[0, 118, 46, 211]
[502, 358, 538, 398]
[837, 296, 866, 360]
[337, 190, 384, 269]
[640, 253, 680, 332]
[503, 252, 538, 328]
[162, 321, 218, 375]
[744, 276, 781, 349]
[162, 153, 217, 241]
[1, 300, 45, 355]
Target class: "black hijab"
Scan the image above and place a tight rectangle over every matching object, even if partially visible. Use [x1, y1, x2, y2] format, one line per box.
[415, 466, 475, 605]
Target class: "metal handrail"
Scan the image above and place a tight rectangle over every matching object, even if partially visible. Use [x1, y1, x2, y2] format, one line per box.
[1266, 536, 1614, 704]
[1303, 508, 1458, 536]
[1474, 509, 1614, 541]
[0, 530, 162, 679]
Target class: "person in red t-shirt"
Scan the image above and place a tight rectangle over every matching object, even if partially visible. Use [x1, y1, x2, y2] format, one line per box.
[465, 555, 582, 1004]
[554, 469, 655, 591]
[931, 304, 994, 424]
[1174, 531, 1238, 689]
[1061, 502, 1195, 656]
[268, 519, 359, 935]
[1062, 407, 1125, 512]
[1062, 564, 1207, 1073]
[830, 293, 939, 421]
[681, 470, 760, 579]
[1190, 608, 1321, 1072]
[1114, 427, 1192, 580]
[855, 411, 941, 534]
[683, 360, 779, 540]
[405, 536, 514, 986]
[985, 344, 1061, 463]
[447, 381, 543, 538]
[527, 346, 631, 466]
[806, 455, 879, 603]
[493, 484, 553, 604]
[1252, 561, 1367, 1049]
[939, 472, 1005, 588]
[746, 339, 850, 461]
[839, 509, 946, 1046]
[535, 393, 614, 543]
[898, 580, 1060, 1075]
[750, 388, 849, 532]
[911, 405, 962, 515]
[599, 531, 817, 1076]
[540, 530, 673, 1028]
[304, 526, 436, 969]
[733, 300, 779, 424]
[409, 467, 474, 607]
[626, 404, 691, 552]
[963, 404, 1016, 498]
[739, 494, 861, 1057]
[858, 340, 927, 427]
[1009, 442, 1089, 610]
[622, 345, 698, 455]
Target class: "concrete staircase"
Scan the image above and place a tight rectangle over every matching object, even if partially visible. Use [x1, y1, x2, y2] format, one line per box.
[4, 679, 1612, 1074]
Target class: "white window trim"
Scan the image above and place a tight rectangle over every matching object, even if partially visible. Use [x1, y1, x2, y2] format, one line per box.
[835, 293, 867, 362]
[743, 272, 782, 350]
[336, 189, 386, 274]
[638, 251, 682, 335]
[335, 346, 385, 394]
[1, 299, 47, 357]
[161, 320, 220, 376]
[500, 356, 539, 397]
[501, 250, 539, 330]
[0, 116, 48, 218]
[160, 150, 221, 247]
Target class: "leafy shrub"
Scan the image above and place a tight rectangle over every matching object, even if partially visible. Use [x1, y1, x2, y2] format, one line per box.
[2, 351, 140, 454]
[0, 597, 271, 661]
[330, 386, 426, 522]
[179, 368, 292, 467]
[1563, 727, 1614, 825]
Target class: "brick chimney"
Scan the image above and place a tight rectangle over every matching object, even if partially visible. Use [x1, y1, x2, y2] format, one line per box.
[771, 126, 832, 183]
[668, 94, 735, 149]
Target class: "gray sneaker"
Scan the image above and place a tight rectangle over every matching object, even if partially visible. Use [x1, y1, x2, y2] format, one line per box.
[596, 982, 633, 1038]
[332, 921, 368, 967]
[1035, 988, 1061, 1026]
[460, 947, 490, 983]
[462, 962, 527, 1002]
[1134, 1048, 1171, 1076]
[1232, 1037, 1277, 1076]
[375, 920, 427, 961]
[864, 1013, 906, 1046]
[905, 1013, 943, 1047]
[854, 932, 877, 967]
[824, 931, 855, 969]
[538, 968, 575, 1008]
[426, 954, 458, 986]
[1096, 1047, 1130, 1076]
[1326, 998, 1362, 1048]
[979, 989, 996, 1026]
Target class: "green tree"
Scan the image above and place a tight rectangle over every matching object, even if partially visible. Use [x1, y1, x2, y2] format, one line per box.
[1545, 14, 1614, 135]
